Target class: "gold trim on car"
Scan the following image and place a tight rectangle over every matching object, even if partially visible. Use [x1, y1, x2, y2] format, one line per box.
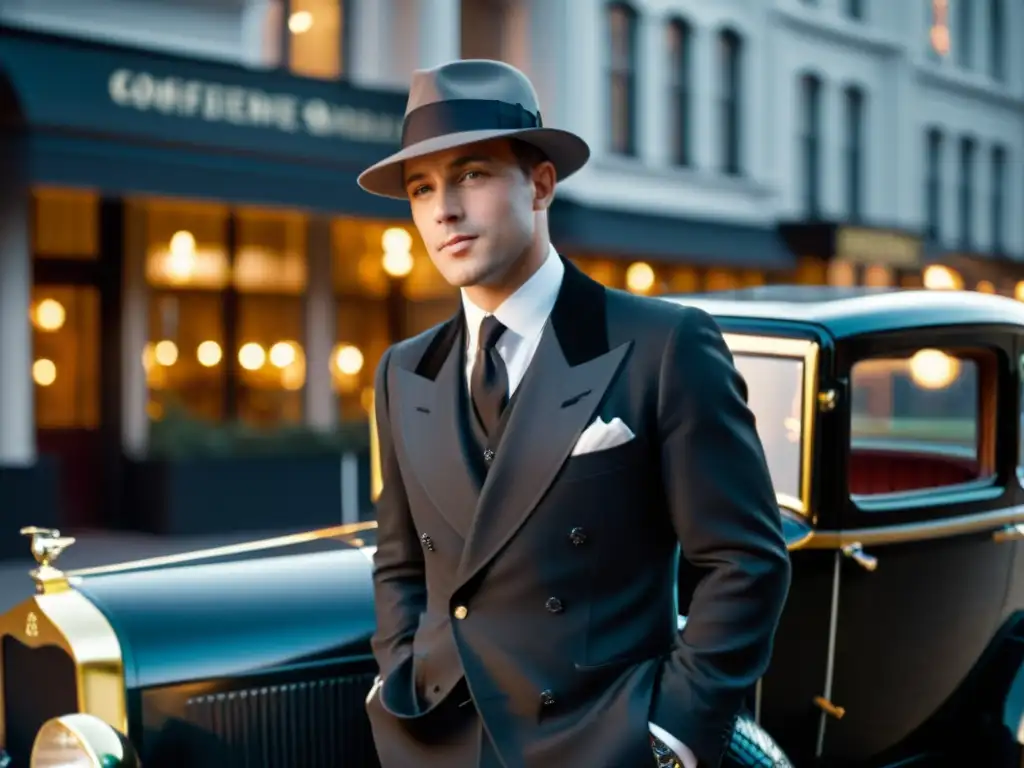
[67, 521, 378, 579]
[0, 589, 126, 749]
[722, 333, 821, 522]
[791, 505, 1024, 550]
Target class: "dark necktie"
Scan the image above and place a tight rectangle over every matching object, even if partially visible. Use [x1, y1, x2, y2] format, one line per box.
[470, 315, 509, 437]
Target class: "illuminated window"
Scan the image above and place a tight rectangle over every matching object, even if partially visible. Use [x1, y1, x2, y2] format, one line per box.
[929, 0, 950, 58]
[607, 2, 638, 157]
[288, 0, 343, 79]
[33, 188, 98, 260]
[32, 286, 100, 429]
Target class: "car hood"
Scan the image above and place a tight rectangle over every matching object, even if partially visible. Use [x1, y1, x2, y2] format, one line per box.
[70, 525, 379, 690]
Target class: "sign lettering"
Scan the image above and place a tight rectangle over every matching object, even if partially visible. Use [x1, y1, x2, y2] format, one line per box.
[836, 226, 922, 268]
[107, 68, 403, 144]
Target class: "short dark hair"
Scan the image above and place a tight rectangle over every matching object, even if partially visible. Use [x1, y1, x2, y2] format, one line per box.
[509, 139, 551, 175]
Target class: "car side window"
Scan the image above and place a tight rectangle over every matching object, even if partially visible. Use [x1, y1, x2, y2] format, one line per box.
[848, 348, 991, 498]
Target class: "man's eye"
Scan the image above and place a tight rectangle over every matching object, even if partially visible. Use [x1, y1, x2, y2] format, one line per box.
[411, 185, 430, 197]
[461, 170, 483, 181]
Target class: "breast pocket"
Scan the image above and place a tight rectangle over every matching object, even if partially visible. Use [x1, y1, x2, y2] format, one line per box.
[558, 434, 648, 483]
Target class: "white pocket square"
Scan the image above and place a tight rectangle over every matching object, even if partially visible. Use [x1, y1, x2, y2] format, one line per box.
[571, 416, 635, 456]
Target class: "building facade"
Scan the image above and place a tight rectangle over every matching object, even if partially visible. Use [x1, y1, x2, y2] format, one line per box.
[2, 0, 1022, 536]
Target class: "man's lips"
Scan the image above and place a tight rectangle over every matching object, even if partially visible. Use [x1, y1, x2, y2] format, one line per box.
[441, 235, 477, 251]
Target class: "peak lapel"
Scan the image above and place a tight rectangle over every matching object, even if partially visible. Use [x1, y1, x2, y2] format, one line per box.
[455, 260, 633, 586]
[393, 317, 479, 540]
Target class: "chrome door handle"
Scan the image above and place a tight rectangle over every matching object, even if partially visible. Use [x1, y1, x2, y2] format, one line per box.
[842, 542, 878, 571]
[993, 524, 1024, 543]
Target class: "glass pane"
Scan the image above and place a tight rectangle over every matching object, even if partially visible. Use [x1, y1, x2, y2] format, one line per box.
[406, 297, 460, 337]
[608, 6, 634, 71]
[32, 285, 100, 428]
[336, 298, 389, 422]
[147, 292, 225, 422]
[235, 208, 307, 294]
[143, 199, 229, 290]
[610, 75, 632, 154]
[731, 353, 804, 503]
[289, 0, 342, 79]
[237, 296, 305, 426]
[33, 187, 98, 260]
[333, 219, 401, 298]
[850, 351, 985, 497]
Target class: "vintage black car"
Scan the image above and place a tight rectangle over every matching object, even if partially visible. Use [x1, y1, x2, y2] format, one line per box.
[3, 286, 1024, 767]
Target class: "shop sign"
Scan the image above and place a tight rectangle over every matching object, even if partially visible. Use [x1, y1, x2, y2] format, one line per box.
[107, 68, 403, 144]
[835, 226, 922, 268]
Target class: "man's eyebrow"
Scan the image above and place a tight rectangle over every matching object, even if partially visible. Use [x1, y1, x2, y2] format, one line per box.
[404, 155, 494, 187]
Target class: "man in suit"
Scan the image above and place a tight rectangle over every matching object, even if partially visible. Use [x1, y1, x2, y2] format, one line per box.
[357, 59, 791, 768]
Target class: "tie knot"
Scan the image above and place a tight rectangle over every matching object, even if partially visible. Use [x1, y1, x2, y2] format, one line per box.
[478, 315, 506, 351]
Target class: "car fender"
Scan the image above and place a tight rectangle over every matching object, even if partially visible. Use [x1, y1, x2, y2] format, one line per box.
[1003, 661, 1024, 744]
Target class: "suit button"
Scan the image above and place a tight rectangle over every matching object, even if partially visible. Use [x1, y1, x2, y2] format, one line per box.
[540, 689, 556, 707]
[420, 533, 435, 551]
[483, 448, 495, 463]
[545, 597, 564, 613]
[453, 605, 468, 620]
[569, 527, 587, 546]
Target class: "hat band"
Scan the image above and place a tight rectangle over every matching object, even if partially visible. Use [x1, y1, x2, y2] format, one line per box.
[401, 99, 542, 147]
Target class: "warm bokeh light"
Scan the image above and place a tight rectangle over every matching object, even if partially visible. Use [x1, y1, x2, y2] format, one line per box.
[381, 227, 414, 278]
[154, 340, 179, 367]
[238, 342, 267, 371]
[196, 340, 223, 367]
[32, 358, 57, 387]
[923, 265, 962, 290]
[269, 341, 297, 369]
[167, 230, 197, 282]
[625, 261, 655, 293]
[34, 298, 66, 331]
[910, 349, 960, 390]
[334, 344, 365, 375]
[288, 10, 313, 33]
[976, 280, 995, 294]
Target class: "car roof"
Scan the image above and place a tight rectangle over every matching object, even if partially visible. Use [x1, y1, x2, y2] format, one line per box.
[660, 285, 1024, 340]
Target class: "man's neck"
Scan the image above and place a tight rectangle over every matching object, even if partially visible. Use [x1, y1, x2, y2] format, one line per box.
[462, 238, 550, 314]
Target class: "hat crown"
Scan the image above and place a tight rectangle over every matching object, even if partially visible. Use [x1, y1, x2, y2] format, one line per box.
[405, 59, 541, 117]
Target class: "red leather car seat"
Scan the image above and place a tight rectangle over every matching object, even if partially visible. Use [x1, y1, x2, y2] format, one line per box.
[849, 448, 979, 495]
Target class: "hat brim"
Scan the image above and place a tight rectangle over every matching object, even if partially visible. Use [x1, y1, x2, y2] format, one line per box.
[357, 127, 591, 200]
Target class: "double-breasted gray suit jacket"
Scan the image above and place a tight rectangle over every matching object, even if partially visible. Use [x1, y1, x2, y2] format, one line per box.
[365, 259, 792, 768]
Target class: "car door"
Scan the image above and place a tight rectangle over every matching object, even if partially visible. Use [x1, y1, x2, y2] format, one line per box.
[819, 330, 1018, 762]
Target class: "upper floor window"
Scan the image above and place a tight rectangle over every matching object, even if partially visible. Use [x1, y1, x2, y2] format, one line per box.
[989, 0, 1005, 81]
[719, 28, 743, 176]
[461, 0, 510, 61]
[799, 73, 822, 218]
[667, 18, 693, 167]
[924, 128, 943, 242]
[846, 0, 865, 20]
[990, 144, 1006, 253]
[286, 0, 345, 79]
[929, 0, 951, 58]
[844, 86, 865, 221]
[958, 136, 976, 249]
[608, 2, 639, 157]
[956, 0, 973, 69]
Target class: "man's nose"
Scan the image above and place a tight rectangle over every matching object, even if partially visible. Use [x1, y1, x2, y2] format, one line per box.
[433, 187, 463, 224]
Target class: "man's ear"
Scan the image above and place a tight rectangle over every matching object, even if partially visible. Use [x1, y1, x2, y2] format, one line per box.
[532, 161, 557, 211]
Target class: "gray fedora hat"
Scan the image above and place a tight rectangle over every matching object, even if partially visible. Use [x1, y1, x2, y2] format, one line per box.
[357, 59, 590, 199]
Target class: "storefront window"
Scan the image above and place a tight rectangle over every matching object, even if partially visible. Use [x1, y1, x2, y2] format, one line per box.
[288, 0, 344, 79]
[33, 188, 98, 260]
[32, 285, 100, 428]
[142, 199, 308, 427]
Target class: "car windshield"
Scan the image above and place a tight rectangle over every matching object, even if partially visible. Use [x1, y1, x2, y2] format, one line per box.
[733, 353, 805, 504]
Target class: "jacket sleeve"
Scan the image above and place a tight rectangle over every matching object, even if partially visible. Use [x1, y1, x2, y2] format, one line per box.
[369, 346, 427, 680]
[648, 308, 792, 765]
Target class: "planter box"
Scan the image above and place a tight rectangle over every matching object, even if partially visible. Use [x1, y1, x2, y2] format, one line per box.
[123, 450, 374, 537]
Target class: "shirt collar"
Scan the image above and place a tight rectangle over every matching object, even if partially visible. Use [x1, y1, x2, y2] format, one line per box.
[462, 244, 564, 349]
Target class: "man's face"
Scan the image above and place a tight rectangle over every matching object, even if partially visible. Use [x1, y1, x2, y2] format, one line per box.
[404, 139, 550, 289]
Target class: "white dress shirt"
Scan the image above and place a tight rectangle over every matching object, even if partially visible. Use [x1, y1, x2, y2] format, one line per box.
[460, 246, 698, 768]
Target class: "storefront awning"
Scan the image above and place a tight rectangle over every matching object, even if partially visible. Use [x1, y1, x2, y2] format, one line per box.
[550, 199, 796, 269]
[0, 26, 409, 216]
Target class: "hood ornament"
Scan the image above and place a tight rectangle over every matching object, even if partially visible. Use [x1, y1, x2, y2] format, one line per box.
[21, 527, 76, 594]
